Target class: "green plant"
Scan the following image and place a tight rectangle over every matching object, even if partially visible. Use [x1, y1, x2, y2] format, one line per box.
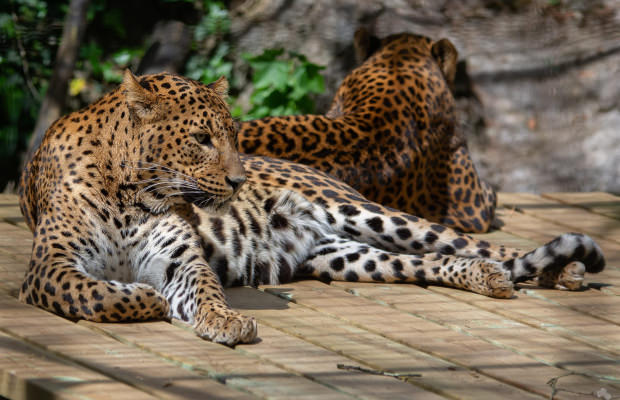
[194, 1, 230, 40]
[186, 42, 234, 86]
[0, 0, 66, 189]
[185, 1, 233, 87]
[241, 49, 325, 120]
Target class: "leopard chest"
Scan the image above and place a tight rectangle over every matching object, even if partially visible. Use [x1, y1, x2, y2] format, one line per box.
[72, 209, 192, 286]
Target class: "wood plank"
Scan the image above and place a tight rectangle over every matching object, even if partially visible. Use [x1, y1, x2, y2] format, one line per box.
[498, 193, 620, 244]
[585, 268, 620, 296]
[0, 222, 33, 258]
[470, 229, 540, 249]
[0, 246, 29, 298]
[313, 281, 620, 382]
[2, 191, 619, 399]
[82, 318, 365, 400]
[235, 323, 440, 400]
[0, 195, 28, 230]
[0, 227, 31, 298]
[520, 288, 620, 325]
[0, 296, 256, 400]
[542, 192, 620, 221]
[494, 208, 620, 267]
[0, 205, 24, 224]
[415, 284, 620, 355]
[229, 289, 477, 400]
[0, 332, 156, 400]
[230, 285, 612, 399]
[0, 194, 19, 204]
[269, 280, 619, 396]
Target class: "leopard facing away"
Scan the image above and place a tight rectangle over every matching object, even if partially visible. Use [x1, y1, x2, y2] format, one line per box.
[19, 71, 605, 345]
[239, 28, 496, 233]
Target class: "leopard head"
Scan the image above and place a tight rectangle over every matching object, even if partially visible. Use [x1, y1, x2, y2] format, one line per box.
[353, 27, 458, 90]
[122, 70, 245, 213]
[349, 28, 462, 149]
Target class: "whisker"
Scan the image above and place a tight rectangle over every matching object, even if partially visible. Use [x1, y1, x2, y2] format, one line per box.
[138, 179, 199, 195]
[164, 191, 206, 199]
[121, 160, 195, 181]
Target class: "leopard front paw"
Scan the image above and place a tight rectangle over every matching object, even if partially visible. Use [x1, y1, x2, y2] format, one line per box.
[193, 302, 257, 346]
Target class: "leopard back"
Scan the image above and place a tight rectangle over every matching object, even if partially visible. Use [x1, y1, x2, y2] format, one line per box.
[238, 29, 496, 233]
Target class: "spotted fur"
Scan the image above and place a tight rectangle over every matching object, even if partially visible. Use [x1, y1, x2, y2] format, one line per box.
[20, 71, 605, 346]
[239, 29, 496, 233]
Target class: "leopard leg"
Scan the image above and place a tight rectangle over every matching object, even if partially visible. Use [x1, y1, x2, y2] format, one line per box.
[134, 216, 256, 346]
[301, 235, 514, 298]
[20, 236, 169, 322]
[161, 260, 257, 345]
[536, 262, 586, 290]
[438, 145, 498, 233]
[323, 200, 605, 287]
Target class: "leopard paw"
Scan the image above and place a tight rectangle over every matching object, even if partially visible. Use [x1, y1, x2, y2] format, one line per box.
[537, 261, 585, 291]
[471, 263, 514, 298]
[193, 302, 257, 346]
[484, 270, 514, 298]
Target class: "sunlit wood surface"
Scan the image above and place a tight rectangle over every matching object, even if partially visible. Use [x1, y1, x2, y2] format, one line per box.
[0, 192, 618, 400]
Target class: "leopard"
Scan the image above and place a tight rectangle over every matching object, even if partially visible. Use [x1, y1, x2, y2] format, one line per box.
[18, 70, 605, 346]
[239, 28, 496, 233]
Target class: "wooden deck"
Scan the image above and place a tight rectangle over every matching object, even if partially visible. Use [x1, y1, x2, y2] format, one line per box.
[0, 192, 618, 400]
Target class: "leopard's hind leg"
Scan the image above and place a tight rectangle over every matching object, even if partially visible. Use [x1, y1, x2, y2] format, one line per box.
[321, 199, 605, 290]
[20, 236, 170, 322]
[300, 235, 514, 298]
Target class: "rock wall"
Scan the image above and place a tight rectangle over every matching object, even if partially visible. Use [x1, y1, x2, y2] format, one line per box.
[229, 0, 620, 193]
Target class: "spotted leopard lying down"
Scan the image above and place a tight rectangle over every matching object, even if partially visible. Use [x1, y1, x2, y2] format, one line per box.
[19, 71, 605, 345]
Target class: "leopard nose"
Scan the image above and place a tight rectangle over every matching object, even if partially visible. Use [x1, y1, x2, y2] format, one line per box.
[225, 175, 246, 192]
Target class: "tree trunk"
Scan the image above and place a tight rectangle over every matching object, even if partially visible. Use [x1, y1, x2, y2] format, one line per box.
[25, 0, 90, 163]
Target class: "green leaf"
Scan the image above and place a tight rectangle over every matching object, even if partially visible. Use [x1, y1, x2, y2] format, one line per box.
[245, 48, 284, 63]
[112, 50, 132, 66]
[239, 47, 325, 118]
[101, 61, 122, 83]
[0, 14, 15, 37]
[293, 95, 315, 114]
[252, 59, 290, 90]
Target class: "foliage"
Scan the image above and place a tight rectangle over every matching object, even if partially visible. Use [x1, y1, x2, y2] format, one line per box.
[242, 49, 325, 120]
[186, 42, 234, 88]
[0, 0, 325, 190]
[185, 1, 234, 87]
[0, 0, 66, 188]
[195, 1, 230, 40]
[183, 1, 326, 121]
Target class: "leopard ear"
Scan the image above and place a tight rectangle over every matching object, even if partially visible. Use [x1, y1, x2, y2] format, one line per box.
[354, 27, 381, 64]
[208, 76, 229, 99]
[431, 38, 458, 89]
[122, 69, 160, 122]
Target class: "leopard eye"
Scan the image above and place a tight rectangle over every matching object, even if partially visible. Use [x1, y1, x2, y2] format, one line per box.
[193, 133, 212, 147]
